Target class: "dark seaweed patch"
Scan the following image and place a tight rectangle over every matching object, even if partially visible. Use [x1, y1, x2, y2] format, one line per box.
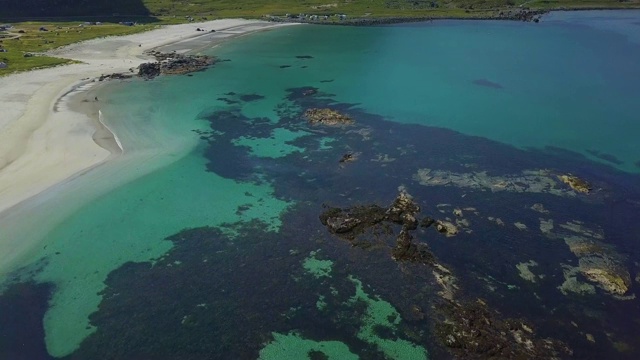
[239, 94, 265, 102]
[472, 79, 503, 89]
[216, 97, 239, 105]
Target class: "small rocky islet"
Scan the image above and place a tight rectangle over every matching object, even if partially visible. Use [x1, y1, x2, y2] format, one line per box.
[138, 51, 216, 79]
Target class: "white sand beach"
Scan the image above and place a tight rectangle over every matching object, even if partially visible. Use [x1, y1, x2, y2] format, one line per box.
[0, 19, 289, 273]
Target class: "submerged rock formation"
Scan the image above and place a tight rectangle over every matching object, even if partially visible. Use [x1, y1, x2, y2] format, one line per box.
[545, 221, 632, 296]
[304, 108, 354, 126]
[559, 174, 592, 194]
[435, 299, 572, 358]
[414, 168, 597, 198]
[435, 220, 458, 237]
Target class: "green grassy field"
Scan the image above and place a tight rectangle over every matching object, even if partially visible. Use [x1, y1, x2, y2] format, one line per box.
[1, 0, 639, 75]
[0, 22, 163, 75]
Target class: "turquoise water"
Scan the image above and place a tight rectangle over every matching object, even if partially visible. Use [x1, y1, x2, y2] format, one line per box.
[211, 12, 640, 172]
[1, 11, 640, 359]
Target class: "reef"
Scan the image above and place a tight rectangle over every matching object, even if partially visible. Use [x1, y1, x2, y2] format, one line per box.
[414, 168, 596, 198]
[138, 52, 216, 79]
[435, 299, 572, 359]
[558, 174, 592, 194]
[544, 220, 632, 296]
[304, 108, 354, 126]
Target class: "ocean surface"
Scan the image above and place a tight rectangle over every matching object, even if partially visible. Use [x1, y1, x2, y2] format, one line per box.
[1, 10, 640, 359]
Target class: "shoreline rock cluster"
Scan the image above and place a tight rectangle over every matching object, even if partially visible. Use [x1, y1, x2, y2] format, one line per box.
[138, 51, 216, 79]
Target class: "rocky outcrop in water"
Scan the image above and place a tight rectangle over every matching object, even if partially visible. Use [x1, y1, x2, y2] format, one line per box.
[304, 108, 354, 126]
[320, 190, 457, 264]
[138, 52, 216, 79]
[559, 174, 592, 194]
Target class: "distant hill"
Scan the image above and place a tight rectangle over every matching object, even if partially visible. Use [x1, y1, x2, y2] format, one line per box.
[1, 0, 151, 17]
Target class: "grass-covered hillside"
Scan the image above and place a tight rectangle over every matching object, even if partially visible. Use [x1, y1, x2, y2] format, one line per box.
[1, 0, 639, 75]
[2, 0, 640, 19]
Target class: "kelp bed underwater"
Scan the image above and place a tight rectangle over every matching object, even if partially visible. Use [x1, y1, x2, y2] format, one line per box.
[2, 85, 640, 360]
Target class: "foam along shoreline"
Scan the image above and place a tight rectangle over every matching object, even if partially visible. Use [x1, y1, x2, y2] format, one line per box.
[0, 19, 291, 275]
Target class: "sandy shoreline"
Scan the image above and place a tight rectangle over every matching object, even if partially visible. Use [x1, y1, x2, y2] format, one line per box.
[0, 19, 290, 274]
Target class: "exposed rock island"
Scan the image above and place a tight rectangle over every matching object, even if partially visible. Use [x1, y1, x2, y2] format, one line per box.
[138, 52, 216, 79]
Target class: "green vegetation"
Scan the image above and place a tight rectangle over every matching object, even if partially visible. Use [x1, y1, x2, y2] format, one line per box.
[4, 0, 639, 19]
[1, 0, 639, 74]
[0, 22, 157, 75]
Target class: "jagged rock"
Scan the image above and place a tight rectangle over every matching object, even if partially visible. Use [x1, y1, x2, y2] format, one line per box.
[138, 62, 161, 79]
[319, 205, 386, 241]
[320, 190, 439, 264]
[420, 217, 436, 228]
[391, 226, 435, 264]
[386, 191, 420, 229]
[304, 108, 354, 126]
